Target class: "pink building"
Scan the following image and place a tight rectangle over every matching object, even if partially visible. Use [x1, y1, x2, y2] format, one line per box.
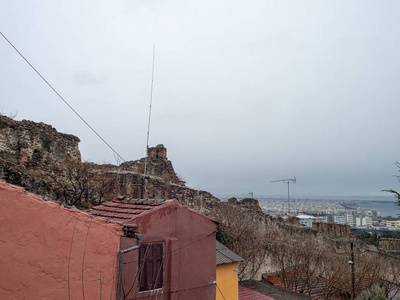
[0, 180, 122, 299]
[87, 196, 217, 299]
[0, 181, 217, 300]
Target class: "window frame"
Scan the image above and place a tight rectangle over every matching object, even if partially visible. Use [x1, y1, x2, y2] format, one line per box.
[138, 242, 164, 292]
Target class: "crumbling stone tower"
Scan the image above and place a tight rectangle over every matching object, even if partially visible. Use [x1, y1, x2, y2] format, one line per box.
[147, 144, 167, 159]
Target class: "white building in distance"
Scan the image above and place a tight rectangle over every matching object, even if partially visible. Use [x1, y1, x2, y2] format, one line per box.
[297, 214, 316, 227]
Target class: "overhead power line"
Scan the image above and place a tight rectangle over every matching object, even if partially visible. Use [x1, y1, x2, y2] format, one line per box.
[123, 230, 216, 265]
[0, 32, 126, 163]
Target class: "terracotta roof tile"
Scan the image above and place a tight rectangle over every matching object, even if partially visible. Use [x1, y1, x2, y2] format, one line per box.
[239, 285, 276, 300]
[86, 197, 168, 224]
[263, 269, 375, 299]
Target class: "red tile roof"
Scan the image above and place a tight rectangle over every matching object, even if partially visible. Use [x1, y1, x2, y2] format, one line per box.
[239, 285, 276, 300]
[263, 269, 375, 299]
[264, 270, 327, 299]
[86, 196, 168, 224]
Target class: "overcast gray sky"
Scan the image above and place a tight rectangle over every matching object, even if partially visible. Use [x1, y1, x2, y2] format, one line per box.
[2, 1, 400, 198]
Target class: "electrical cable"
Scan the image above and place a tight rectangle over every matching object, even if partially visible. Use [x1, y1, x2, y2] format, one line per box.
[0, 32, 126, 162]
[123, 230, 216, 265]
[216, 283, 227, 300]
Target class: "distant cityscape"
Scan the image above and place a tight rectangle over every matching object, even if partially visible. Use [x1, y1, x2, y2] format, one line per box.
[218, 194, 400, 231]
[257, 197, 400, 230]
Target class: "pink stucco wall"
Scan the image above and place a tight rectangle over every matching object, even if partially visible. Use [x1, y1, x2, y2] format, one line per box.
[0, 181, 123, 300]
[121, 200, 216, 300]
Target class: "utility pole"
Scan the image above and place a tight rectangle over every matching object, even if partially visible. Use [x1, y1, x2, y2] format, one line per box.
[349, 241, 356, 299]
[271, 177, 296, 215]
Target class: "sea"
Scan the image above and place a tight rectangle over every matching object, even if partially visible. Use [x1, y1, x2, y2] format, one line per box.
[346, 201, 400, 217]
[307, 195, 400, 217]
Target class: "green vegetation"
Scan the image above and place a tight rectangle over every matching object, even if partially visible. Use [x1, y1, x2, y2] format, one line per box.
[356, 287, 387, 300]
[355, 233, 379, 246]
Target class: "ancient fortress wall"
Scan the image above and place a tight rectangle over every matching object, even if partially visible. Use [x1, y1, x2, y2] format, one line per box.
[0, 115, 81, 168]
[380, 238, 400, 251]
[312, 221, 352, 238]
[0, 115, 219, 212]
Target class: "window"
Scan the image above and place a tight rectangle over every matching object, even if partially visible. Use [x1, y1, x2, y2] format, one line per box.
[138, 243, 164, 291]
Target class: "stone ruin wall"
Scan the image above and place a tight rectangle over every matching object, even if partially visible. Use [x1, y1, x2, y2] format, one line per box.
[312, 222, 352, 238]
[119, 145, 185, 186]
[147, 144, 167, 159]
[102, 169, 219, 215]
[379, 238, 400, 251]
[0, 115, 217, 212]
[0, 115, 81, 169]
[227, 197, 262, 211]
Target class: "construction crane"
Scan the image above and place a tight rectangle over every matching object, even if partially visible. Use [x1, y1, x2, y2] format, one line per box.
[271, 176, 296, 215]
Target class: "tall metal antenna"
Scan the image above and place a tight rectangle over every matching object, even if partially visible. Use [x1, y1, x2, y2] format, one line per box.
[143, 45, 156, 178]
[271, 176, 296, 215]
[141, 45, 155, 199]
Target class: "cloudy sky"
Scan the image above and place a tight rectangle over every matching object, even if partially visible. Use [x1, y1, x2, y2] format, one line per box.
[2, 1, 400, 198]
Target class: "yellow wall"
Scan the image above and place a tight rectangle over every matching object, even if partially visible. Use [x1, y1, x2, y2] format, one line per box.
[216, 262, 239, 300]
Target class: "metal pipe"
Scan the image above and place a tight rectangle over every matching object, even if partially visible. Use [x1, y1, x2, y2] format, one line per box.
[118, 234, 143, 300]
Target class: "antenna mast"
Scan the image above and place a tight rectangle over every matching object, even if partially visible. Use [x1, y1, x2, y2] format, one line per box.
[142, 45, 155, 198]
[144, 45, 155, 178]
[271, 176, 296, 215]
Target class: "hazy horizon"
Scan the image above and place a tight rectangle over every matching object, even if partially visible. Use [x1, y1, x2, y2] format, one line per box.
[214, 193, 396, 202]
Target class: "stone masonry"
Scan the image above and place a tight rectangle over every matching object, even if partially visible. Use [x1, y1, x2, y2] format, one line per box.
[0, 115, 81, 169]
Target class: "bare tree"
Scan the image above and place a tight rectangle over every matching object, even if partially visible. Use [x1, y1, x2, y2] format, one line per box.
[212, 203, 271, 280]
[383, 162, 400, 208]
[47, 161, 117, 207]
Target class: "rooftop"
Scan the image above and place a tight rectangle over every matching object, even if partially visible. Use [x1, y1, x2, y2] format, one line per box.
[240, 280, 312, 300]
[86, 196, 168, 224]
[216, 241, 244, 265]
[239, 285, 276, 300]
